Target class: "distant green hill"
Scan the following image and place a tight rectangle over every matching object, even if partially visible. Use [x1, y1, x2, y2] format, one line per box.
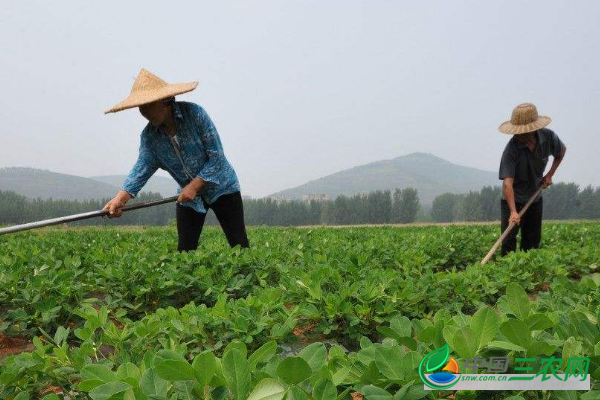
[269, 152, 499, 205]
[0, 168, 177, 201]
[90, 175, 178, 197]
[0, 167, 120, 200]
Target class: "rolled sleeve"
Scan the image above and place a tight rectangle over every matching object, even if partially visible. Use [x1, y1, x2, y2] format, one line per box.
[122, 132, 159, 197]
[194, 107, 225, 185]
[549, 131, 566, 158]
[499, 145, 517, 180]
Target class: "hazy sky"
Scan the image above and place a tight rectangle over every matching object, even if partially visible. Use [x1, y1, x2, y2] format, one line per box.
[1, 1, 598, 198]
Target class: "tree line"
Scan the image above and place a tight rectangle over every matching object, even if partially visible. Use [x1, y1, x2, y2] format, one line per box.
[0, 191, 172, 226]
[1, 182, 599, 227]
[243, 188, 420, 226]
[0, 188, 420, 227]
[430, 183, 600, 222]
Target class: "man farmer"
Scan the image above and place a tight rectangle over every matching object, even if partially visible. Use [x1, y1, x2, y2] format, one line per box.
[103, 68, 249, 251]
[498, 103, 566, 255]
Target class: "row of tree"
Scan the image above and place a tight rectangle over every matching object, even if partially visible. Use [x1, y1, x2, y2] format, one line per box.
[431, 186, 501, 222]
[430, 183, 600, 222]
[1, 183, 599, 227]
[0, 188, 421, 227]
[242, 188, 420, 226]
[0, 191, 172, 226]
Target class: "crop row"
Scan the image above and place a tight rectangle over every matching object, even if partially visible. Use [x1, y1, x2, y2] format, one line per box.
[1, 281, 599, 399]
[1, 224, 598, 345]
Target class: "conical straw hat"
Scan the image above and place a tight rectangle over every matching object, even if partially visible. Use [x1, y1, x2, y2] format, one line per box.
[105, 69, 198, 114]
[498, 103, 551, 135]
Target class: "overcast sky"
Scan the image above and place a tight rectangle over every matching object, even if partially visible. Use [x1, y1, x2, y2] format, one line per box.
[1, 1, 598, 197]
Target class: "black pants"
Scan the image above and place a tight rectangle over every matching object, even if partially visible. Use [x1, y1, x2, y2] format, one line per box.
[176, 191, 249, 252]
[500, 197, 543, 256]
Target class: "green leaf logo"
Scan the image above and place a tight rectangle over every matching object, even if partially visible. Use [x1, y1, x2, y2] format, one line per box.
[425, 343, 449, 372]
[419, 344, 460, 390]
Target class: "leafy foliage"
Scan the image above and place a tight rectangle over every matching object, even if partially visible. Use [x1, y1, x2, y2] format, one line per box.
[0, 223, 599, 399]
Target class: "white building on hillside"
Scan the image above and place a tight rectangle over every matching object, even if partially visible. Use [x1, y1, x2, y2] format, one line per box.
[302, 194, 329, 202]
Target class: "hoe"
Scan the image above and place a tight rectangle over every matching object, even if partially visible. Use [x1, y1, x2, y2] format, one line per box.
[481, 186, 544, 265]
[0, 196, 178, 236]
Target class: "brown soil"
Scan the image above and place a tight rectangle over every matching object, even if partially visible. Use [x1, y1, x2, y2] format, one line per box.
[293, 322, 317, 337]
[84, 291, 107, 302]
[39, 384, 64, 396]
[98, 344, 116, 358]
[569, 271, 583, 281]
[21, 219, 599, 235]
[351, 392, 364, 400]
[537, 282, 551, 292]
[527, 293, 540, 302]
[298, 221, 498, 229]
[297, 219, 600, 229]
[293, 322, 326, 343]
[0, 333, 34, 358]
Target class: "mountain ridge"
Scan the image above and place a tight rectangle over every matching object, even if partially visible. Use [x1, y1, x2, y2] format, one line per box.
[0, 167, 120, 200]
[269, 152, 499, 204]
[0, 167, 176, 200]
[1, 153, 499, 204]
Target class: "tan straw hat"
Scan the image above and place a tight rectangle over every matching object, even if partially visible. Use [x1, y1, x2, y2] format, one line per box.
[498, 103, 551, 135]
[105, 68, 198, 114]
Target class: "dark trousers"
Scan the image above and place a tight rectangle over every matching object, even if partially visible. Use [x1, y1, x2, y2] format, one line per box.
[176, 191, 249, 252]
[500, 197, 543, 256]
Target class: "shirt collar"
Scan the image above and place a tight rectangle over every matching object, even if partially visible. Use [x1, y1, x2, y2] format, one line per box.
[536, 129, 546, 144]
[514, 129, 544, 149]
[152, 102, 184, 135]
[172, 101, 184, 121]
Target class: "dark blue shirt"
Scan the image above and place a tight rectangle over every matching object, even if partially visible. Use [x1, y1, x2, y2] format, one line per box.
[499, 128, 565, 203]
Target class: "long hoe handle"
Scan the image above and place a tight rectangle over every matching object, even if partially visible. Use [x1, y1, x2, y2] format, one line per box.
[0, 196, 179, 236]
[480, 186, 544, 265]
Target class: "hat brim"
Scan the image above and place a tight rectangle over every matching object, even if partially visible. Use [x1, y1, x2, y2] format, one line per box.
[498, 116, 551, 135]
[104, 81, 198, 114]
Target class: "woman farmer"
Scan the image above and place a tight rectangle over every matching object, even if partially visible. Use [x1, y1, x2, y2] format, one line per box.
[103, 69, 249, 251]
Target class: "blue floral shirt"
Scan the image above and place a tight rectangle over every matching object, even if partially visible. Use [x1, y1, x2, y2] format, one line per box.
[122, 101, 240, 213]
